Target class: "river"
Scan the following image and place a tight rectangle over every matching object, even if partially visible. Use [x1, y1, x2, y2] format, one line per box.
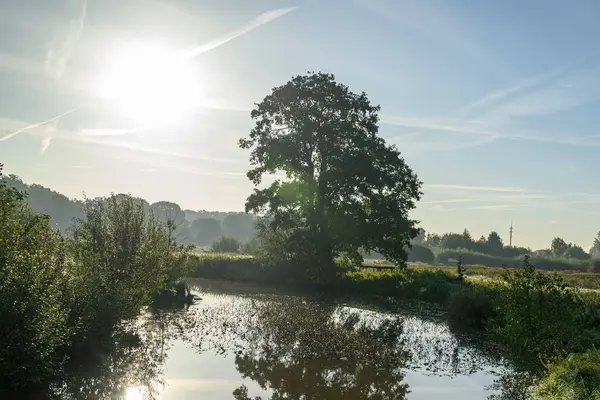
[50, 278, 520, 399]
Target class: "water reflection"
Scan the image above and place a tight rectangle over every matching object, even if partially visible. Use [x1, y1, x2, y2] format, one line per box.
[227, 299, 410, 399]
[47, 312, 176, 400]
[39, 281, 520, 399]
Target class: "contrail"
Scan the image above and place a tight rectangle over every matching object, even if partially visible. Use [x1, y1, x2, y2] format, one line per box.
[180, 6, 298, 59]
[45, 0, 87, 78]
[0, 109, 76, 142]
[3, 5, 297, 148]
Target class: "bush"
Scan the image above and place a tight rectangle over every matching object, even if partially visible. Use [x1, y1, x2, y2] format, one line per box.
[499, 256, 584, 358]
[407, 244, 435, 263]
[534, 348, 600, 399]
[447, 287, 496, 331]
[67, 195, 192, 337]
[0, 175, 72, 392]
[240, 237, 259, 255]
[211, 236, 241, 253]
[588, 260, 600, 273]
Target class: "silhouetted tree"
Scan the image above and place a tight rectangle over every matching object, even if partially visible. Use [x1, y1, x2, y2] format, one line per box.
[407, 244, 435, 263]
[222, 213, 256, 242]
[551, 237, 569, 257]
[239, 71, 422, 280]
[487, 231, 504, 255]
[563, 244, 590, 260]
[425, 233, 441, 247]
[190, 218, 223, 246]
[440, 233, 468, 250]
[591, 232, 600, 259]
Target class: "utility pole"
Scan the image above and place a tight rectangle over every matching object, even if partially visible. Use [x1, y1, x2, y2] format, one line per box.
[509, 222, 513, 247]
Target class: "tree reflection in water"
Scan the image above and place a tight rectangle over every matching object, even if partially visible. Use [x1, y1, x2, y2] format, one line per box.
[227, 299, 411, 399]
[37, 290, 524, 400]
[46, 310, 181, 400]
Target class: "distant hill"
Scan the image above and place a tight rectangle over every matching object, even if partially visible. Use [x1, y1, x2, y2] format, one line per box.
[2, 175, 256, 246]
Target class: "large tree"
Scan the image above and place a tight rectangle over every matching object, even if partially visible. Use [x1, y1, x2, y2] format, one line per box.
[239, 71, 422, 276]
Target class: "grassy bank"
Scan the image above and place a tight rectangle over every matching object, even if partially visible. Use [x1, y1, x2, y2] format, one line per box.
[365, 259, 600, 290]
[191, 252, 600, 398]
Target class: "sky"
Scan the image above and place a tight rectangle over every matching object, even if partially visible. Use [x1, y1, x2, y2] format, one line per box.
[0, 0, 599, 251]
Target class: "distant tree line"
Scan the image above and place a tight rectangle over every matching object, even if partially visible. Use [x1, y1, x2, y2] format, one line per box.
[1, 175, 257, 248]
[4, 173, 599, 271]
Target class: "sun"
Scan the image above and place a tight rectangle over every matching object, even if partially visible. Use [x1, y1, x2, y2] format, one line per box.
[124, 386, 144, 400]
[97, 40, 202, 126]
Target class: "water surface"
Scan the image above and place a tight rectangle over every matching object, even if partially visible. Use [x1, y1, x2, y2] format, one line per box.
[54, 279, 515, 399]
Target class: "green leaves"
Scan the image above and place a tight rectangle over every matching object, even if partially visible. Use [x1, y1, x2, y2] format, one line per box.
[239, 72, 422, 277]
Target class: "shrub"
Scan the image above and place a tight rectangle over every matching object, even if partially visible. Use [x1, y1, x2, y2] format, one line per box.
[211, 236, 241, 253]
[588, 260, 600, 274]
[500, 256, 584, 358]
[240, 237, 259, 255]
[407, 244, 435, 263]
[456, 255, 466, 281]
[447, 287, 496, 331]
[534, 348, 600, 399]
[68, 194, 192, 338]
[0, 173, 72, 392]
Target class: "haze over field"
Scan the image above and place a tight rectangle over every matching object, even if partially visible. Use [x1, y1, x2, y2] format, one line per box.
[1, 0, 600, 250]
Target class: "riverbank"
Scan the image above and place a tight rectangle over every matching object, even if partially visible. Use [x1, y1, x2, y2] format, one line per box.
[190, 252, 600, 398]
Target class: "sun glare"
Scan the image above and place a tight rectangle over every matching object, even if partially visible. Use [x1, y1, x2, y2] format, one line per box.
[124, 386, 143, 400]
[97, 41, 202, 126]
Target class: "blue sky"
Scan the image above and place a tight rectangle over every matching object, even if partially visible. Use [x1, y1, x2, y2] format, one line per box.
[1, 0, 599, 250]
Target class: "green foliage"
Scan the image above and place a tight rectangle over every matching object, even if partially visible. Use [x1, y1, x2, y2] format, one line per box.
[239, 71, 422, 282]
[456, 255, 466, 281]
[1, 173, 84, 233]
[0, 166, 72, 391]
[407, 243, 435, 263]
[190, 217, 223, 245]
[240, 237, 259, 255]
[589, 260, 600, 273]
[551, 237, 569, 257]
[436, 248, 593, 272]
[0, 169, 193, 396]
[533, 348, 600, 400]
[222, 213, 256, 242]
[499, 256, 584, 358]
[211, 236, 241, 253]
[447, 286, 496, 331]
[68, 194, 192, 336]
[433, 230, 528, 258]
[564, 244, 591, 260]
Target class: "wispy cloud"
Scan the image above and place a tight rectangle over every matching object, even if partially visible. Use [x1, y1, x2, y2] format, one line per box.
[479, 66, 600, 123]
[424, 184, 530, 193]
[45, 0, 86, 78]
[448, 204, 524, 212]
[353, 0, 505, 76]
[74, 136, 245, 165]
[452, 58, 588, 118]
[420, 183, 600, 217]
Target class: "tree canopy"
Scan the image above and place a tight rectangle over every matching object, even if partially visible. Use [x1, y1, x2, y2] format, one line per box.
[239, 71, 422, 276]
